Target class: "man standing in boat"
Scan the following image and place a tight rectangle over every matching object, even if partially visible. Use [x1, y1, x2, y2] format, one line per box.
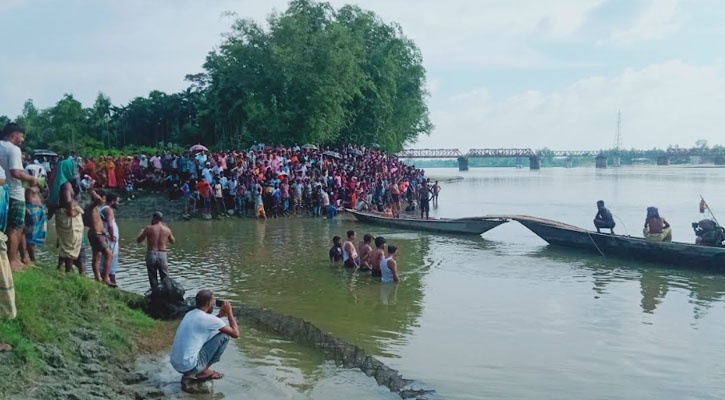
[643, 207, 672, 242]
[593, 200, 616, 234]
[419, 179, 432, 219]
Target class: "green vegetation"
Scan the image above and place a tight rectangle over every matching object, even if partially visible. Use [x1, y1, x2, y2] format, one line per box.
[0, 266, 159, 395]
[1, 0, 431, 154]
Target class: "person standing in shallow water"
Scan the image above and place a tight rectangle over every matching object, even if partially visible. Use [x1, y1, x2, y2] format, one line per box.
[136, 212, 176, 291]
[369, 236, 386, 277]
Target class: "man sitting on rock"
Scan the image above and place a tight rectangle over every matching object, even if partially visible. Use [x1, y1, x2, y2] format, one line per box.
[170, 290, 240, 381]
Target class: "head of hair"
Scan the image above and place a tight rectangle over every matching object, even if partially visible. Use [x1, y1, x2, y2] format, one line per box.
[646, 207, 659, 219]
[388, 245, 397, 254]
[363, 233, 373, 243]
[106, 192, 118, 203]
[1, 122, 24, 139]
[346, 230, 355, 238]
[195, 290, 214, 308]
[597, 200, 605, 207]
[332, 235, 341, 245]
[374, 236, 386, 248]
[151, 211, 163, 223]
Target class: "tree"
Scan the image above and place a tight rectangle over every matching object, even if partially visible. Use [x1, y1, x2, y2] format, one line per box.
[202, 0, 431, 150]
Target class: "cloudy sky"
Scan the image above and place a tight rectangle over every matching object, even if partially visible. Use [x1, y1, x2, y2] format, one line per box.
[2, 0, 724, 151]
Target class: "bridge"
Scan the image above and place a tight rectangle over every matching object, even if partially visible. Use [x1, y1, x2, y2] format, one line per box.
[398, 147, 725, 170]
[397, 148, 608, 170]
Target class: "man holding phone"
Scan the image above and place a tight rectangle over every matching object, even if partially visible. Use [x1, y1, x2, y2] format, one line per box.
[170, 290, 240, 381]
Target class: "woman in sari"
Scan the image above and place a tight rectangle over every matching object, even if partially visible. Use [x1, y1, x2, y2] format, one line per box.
[105, 157, 117, 188]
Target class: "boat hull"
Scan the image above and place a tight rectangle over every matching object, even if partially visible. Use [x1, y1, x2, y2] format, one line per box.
[348, 210, 507, 235]
[514, 216, 725, 270]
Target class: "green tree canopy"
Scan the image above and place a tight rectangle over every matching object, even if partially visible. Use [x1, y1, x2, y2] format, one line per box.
[202, 0, 431, 151]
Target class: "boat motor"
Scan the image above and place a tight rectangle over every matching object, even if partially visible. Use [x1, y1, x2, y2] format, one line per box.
[692, 219, 725, 247]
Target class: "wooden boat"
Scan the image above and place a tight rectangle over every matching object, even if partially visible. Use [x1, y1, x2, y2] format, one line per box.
[346, 209, 508, 235]
[513, 215, 725, 269]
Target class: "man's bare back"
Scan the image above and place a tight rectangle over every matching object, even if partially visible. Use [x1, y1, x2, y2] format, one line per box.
[138, 222, 175, 251]
[358, 243, 372, 267]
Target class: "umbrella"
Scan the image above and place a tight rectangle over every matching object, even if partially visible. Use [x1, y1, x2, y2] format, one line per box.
[302, 144, 319, 150]
[349, 148, 363, 156]
[323, 151, 342, 159]
[189, 144, 208, 152]
[33, 149, 58, 157]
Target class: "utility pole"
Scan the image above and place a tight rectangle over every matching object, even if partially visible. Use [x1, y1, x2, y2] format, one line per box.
[612, 110, 622, 167]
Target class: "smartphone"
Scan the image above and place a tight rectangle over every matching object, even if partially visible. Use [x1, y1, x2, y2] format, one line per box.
[215, 299, 224, 307]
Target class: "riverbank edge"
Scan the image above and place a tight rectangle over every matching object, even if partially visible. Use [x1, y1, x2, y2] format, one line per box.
[0, 265, 176, 399]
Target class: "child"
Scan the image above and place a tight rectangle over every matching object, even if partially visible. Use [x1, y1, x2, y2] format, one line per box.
[180, 179, 191, 216]
[329, 236, 343, 263]
[125, 173, 136, 199]
[23, 186, 47, 263]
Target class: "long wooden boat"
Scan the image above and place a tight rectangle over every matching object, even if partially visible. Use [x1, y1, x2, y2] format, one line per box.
[513, 215, 725, 269]
[347, 209, 508, 235]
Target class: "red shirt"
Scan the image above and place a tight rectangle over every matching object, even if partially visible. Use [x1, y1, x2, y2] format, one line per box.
[196, 181, 211, 198]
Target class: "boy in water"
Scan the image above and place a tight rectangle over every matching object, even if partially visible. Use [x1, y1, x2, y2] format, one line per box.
[329, 236, 343, 263]
[22, 185, 47, 263]
[357, 234, 373, 271]
[380, 245, 399, 283]
[369, 236, 386, 277]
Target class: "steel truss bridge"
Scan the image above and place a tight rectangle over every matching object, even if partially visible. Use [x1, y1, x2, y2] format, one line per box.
[397, 148, 725, 170]
[397, 148, 603, 159]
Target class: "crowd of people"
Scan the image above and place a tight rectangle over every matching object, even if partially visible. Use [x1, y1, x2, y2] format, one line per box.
[0, 121, 424, 346]
[77, 144, 440, 220]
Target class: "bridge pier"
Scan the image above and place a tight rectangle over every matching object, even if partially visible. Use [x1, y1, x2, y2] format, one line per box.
[457, 156, 469, 171]
[529, 156, 540, 170]
[657, 155, 670, 166]
[714, 155, 725, 165]
[595, 155, 607, 168]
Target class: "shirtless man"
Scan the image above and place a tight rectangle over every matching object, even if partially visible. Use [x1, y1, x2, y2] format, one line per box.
[643, 206, 672, 242]
[389, 182, 401, 218]
[342, 230, 359, 269]
[369, 236, 386, 277]
[88, 190, 114, 286]
[432, 180, 441, 207]
[357, 234, 373, 271]
[136, 211, 176, 291]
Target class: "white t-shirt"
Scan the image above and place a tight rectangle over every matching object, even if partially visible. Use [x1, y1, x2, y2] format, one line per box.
[0, 141, 25, 200]
[25, 163, 46, 179]
[170, 308, 226, 373]
[0, 165, 6, 180]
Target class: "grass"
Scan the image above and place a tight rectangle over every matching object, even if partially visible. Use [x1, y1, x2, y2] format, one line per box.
[0, 264, 167, 395]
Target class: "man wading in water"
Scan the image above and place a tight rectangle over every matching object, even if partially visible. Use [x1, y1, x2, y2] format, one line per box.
[357, 233, 373, 271]
[136, 212, 176, 291]
[170, 290, 240, 381]
[370, 236, 386, 277]
[342, 230, 359, 268]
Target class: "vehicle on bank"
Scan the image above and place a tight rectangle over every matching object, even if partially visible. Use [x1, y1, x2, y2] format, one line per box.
[347, 209, 508, 235]
[513, 215, 725, 269]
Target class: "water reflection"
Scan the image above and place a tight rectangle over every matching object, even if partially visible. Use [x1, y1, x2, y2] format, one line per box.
[527, 246, 725, 316]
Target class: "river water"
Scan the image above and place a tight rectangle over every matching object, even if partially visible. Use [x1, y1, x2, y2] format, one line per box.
[44, 166, 725, 399]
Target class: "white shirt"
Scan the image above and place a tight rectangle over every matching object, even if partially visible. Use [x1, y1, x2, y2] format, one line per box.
[170, 309, 226, 373]
[0, 165, 6, 180]
[0, 141, 25, 200]
[322, 191, 330, 207]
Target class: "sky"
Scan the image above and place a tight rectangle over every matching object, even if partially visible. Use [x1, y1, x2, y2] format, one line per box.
[2, 0, 724, 151]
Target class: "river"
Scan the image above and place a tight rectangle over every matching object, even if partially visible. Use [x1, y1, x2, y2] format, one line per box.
[42, 166, 725, 399]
